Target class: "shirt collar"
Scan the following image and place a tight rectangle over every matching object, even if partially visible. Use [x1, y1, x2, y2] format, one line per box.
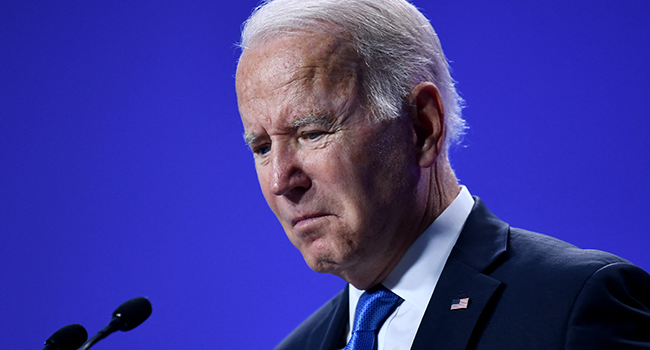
[349, 185, 474, 314]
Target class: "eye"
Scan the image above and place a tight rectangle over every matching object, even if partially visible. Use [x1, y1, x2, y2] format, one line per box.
[303, 131, 323, 140]
[253, 144, 271, 156]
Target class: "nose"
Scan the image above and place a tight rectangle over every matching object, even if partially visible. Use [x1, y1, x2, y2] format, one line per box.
[269, 144, 311, 197]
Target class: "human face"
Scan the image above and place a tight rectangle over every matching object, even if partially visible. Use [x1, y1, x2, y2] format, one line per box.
[236, 33, 422, 287]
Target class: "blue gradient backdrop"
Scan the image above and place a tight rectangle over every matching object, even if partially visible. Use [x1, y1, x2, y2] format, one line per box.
[2, 1, 649, 349]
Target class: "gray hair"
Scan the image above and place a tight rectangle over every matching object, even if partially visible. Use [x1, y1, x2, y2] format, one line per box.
[239, 0, 466, 148]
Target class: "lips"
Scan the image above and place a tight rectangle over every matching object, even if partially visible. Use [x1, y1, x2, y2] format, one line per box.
[291, 213, 328, 228]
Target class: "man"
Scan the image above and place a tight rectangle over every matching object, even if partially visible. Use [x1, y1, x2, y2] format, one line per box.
[235, 0, 650, 349]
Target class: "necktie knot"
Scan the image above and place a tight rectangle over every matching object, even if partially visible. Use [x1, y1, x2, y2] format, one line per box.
[344, 285, 402, 350]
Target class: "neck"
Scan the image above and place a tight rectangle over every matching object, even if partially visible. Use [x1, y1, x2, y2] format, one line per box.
[419, 153, 460, 234]
[344, 154, 460, 290]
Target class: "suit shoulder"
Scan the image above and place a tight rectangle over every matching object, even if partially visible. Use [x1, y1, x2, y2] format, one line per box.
[564, 261, 650, 347]
[275, 287, 348, 350]
[489, 227, 637, 306]
[507, 227, 629, 271]
[475, 227, 650, 347]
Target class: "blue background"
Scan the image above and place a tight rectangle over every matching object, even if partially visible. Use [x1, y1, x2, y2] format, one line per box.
[2, 1, 648, 349]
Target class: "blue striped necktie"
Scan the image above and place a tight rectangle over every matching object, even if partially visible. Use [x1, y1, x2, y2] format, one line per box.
[344, 285, 402, 350]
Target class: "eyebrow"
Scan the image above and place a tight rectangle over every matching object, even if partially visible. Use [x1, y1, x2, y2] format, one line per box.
[243, 132, 258, 147]
[243, 113, 336, 147]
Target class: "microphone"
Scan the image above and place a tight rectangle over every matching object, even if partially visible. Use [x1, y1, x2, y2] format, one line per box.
[42, 324, 88, 350]
[80, 296, 152, 350]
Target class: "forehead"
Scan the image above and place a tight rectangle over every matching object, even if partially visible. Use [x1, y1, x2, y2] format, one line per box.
[235, 32, 362, 130]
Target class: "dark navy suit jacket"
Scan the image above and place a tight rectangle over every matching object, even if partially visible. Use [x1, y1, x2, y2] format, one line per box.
[275, 198, 650, 349]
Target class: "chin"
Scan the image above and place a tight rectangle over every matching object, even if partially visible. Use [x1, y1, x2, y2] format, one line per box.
[303, 254, 333, 273]
[302, 251, 342, 274]
[296, 235, 356, 273]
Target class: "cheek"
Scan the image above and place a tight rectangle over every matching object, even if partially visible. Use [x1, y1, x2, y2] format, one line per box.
[255, 165, 280, 213]
[255, 167, 268, 195]
[326, 143, 378, 203]
[318, 142, 363, 182]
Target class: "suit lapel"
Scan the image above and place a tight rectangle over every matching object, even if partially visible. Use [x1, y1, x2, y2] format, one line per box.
[302, 198, 509, 350]
[411, 259, 502, 350]
[306, 285, 350, 350]
[412, 197, 509, 350]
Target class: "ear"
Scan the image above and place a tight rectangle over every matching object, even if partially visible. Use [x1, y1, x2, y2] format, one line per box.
[408, 82, 445, 168]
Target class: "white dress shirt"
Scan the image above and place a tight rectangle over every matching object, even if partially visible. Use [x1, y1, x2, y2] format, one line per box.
[344, 186, 474, 350]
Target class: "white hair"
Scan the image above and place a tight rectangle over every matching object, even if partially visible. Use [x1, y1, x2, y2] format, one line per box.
[239, 0, 466, 148]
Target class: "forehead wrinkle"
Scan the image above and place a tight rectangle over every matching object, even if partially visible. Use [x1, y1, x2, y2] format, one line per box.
[238, 33, 365, 149]
[292, 113, 336, 129]
[288, 63, 361, 127]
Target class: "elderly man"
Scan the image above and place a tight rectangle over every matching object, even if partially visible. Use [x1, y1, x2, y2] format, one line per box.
[235, 0, 650, 349]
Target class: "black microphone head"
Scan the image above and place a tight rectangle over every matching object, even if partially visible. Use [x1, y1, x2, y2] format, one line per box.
[44, 323, 88, 350]
[112, 296, 152, 331]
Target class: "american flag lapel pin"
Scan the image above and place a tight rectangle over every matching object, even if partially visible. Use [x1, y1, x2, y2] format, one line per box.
[450, 297, 470, 310]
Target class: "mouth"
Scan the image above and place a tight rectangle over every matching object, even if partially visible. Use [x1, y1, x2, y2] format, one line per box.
[291, 213, 329, 229]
